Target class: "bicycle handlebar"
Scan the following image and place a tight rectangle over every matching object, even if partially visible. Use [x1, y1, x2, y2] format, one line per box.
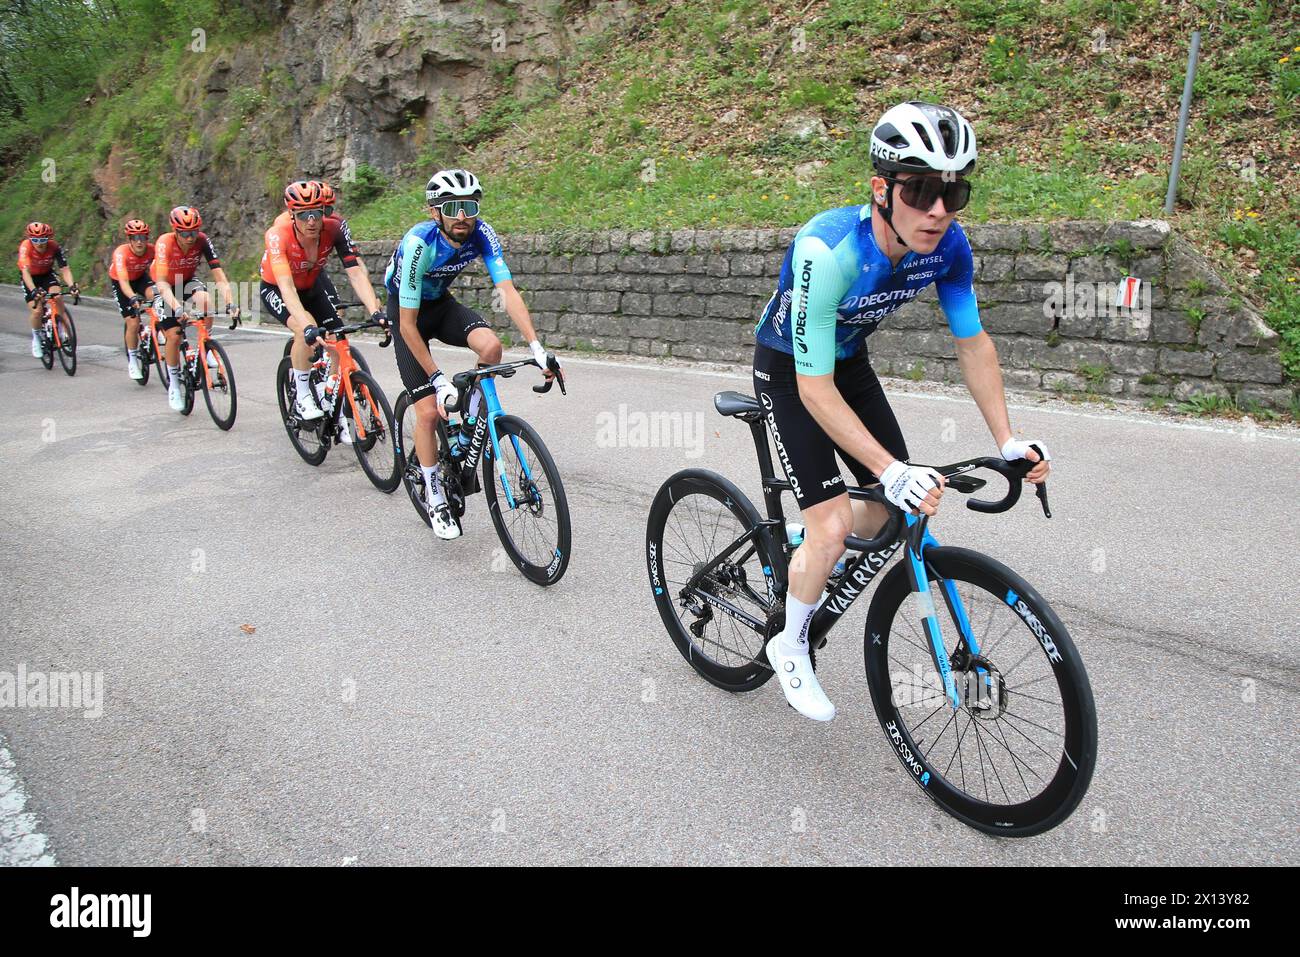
[531, 354, 567, 395]
[838, 452, 1050, 554]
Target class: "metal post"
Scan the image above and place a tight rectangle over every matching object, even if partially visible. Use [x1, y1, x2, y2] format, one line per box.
[1165, 30, 1201, 216]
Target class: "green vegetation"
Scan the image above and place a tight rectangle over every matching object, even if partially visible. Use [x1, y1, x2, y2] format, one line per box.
[1, 0, 1296, 381]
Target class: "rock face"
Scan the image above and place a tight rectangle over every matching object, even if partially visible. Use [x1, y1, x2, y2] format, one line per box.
[125, 0, 625, 260]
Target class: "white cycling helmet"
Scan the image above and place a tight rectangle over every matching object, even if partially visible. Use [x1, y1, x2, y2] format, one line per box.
[870, 102, 976, 176]
[426, 168, 482, 203]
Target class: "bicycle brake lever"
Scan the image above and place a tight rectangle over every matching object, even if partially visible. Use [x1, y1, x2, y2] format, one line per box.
[379, 330, 392, 348]
[1036, 480, 1052, 519]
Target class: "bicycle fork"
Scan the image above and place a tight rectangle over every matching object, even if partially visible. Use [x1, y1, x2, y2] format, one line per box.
[475, 379, 537, 511]
[901, 514, 985, 711]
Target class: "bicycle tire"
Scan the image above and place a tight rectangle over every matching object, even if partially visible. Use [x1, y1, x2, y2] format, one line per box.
[179, 351, 196, 416]
[863, 546, 1097, 837]
[393, 391, 433, 527]
[345, 370, 399, 492]
[55, 312, 76, 376]
[645, 469, 777, 692]
[39, 319, 54, 370]
[275, 355, 328, 466]
[482, 414, 571, 586]
[201, 339, 237, 431]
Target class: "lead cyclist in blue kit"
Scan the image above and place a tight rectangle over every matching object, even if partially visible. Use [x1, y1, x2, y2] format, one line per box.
[386, 168, 559, 540]
[754, 102, 1053, 722]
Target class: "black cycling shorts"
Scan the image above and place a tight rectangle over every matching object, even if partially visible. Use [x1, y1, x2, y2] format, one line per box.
[259, 278, 341, 331]
[112, 276, 155, 318]
[388, 294, 491, 399]
[752, 343, 908, 511]
[23, 272, 59, 302]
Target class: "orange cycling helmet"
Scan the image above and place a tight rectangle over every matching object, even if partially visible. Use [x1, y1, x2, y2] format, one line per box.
[284, 180, 326, 211]
[124, 219, 150, 237]
[169, 206, 203, 230]
[25, 222, 53, 239]
[317, 181, 337, 209]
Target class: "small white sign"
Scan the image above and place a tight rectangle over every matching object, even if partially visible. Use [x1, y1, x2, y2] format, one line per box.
[1115, 276, 1141, 309]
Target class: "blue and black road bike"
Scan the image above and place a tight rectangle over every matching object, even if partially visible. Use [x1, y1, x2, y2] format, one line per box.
[645, 391, 1097, 836]
[394, 355, 571, 586]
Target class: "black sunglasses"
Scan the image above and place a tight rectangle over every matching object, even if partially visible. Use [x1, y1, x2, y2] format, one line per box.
[882, 175, 972, 213]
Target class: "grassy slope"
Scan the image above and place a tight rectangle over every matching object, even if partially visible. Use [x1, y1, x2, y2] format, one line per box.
[349, 0, 1300, 380]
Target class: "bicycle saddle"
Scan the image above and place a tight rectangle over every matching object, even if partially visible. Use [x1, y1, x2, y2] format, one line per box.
[713, 391, 762, 422]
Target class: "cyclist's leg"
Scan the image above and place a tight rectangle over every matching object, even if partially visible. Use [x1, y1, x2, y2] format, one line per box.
[115, 284, 140, 349]
[831, 350, 909, 539]
[753, 345, 853, 610]
[392, 296, 445, 475]
[434, 297, 496, 422]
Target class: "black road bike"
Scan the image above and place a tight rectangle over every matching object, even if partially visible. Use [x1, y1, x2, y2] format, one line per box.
[645, 391, 1097, 837]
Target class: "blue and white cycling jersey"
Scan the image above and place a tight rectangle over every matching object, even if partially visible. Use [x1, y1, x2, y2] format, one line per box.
[384, 218, 513, 307]
[754, 205, 982, 375]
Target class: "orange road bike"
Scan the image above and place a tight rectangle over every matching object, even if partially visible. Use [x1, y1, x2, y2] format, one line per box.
[34, 289, 78, 376]
[168, 311, 240, 430]
[275, 315, 399, 492]
[124, 300, 168, 389]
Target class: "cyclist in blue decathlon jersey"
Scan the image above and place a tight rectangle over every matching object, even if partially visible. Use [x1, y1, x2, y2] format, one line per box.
[753, 102, 1053, 723]
[385, 168, 558, 540]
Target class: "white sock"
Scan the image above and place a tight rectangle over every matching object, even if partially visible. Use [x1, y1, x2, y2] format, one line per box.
[168, 365, 180, 379]
[32, 330, 40, 341]
[422, 465, 445, 506]
[777, 595, 818, 656]
[293, 368, 311, 393]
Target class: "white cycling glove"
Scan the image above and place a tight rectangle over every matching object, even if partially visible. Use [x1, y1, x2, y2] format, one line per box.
[429, 371, 457, 412]
[1000, 439, 1052, 463]
[530, 339, 550, 370]
[880, 460, 943, 513]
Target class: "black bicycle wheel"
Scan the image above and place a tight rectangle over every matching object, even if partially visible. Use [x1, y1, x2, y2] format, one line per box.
[275, 355, 328, 466]
[179, 348, 196, 416]
[153, 326, 171, 388]
[645, 469, 777, 692]
[39, 318, 54, 370]
[56, 310, 76, 376]
[482, 414, 571, 586]
[863, 546, 1097, 837]
[201, 339, 237, 431]
[393, 391, 432, 527]
[345, 370, 399, 492]
[126, 325, 151, 386]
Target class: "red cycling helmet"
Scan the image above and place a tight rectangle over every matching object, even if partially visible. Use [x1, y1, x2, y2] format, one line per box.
[124, 219, 150, 237]
[25, 222, 53, 239]
[169, 206, 203, 230]
[284, 180, 326, 211]
[317, 181, 337, 209]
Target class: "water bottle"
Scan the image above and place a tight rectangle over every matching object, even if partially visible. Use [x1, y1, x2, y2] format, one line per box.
[456, 416, 476, 452]
[448, 422, 465, 459]
[319, 373, 339, 413]
[785, 522, 805, 547]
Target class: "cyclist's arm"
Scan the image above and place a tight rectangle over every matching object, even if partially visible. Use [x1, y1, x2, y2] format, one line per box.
[208, 266, 236, 312]
[19, 265, 35, 292]
[343, 264, 381, 315]
[793, 235, 898, 477]
[112, 248, 136, 298]
[496, 280, 539, 344]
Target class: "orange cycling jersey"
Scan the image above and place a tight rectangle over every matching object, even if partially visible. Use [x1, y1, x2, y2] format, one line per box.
[108, 242, 155, 282]
[150, 231, 221, 286]
[17, 238, 67, 275]
[260, 217, 359, 290]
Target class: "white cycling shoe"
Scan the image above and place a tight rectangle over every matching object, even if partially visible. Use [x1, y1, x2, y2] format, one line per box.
[428, 502, 461, 541]
[294, 392, 324, 421]
[336, 415, 353, 445]
[766, 640, 836, 722]
[167, 380, 185, 412]
[128, 354, 144, 380]
[31, 334, 42, 358]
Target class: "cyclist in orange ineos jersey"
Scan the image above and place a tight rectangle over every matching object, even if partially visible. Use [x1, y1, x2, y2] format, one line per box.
[18, 222, 78, 360]
[269, 179, 368, 314]
[109, 219, 158, 381]
[259, 179, 386, 424]
[151, 205, 239, 412]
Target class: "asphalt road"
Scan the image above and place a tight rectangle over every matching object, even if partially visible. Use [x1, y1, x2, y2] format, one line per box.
[1, 286, 1297, 865]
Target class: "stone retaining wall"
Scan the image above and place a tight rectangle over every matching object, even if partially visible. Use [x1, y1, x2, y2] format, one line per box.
[355, 220, 1291, 410]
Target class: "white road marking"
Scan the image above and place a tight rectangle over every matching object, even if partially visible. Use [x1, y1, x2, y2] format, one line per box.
[0, 735, 57, 866]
